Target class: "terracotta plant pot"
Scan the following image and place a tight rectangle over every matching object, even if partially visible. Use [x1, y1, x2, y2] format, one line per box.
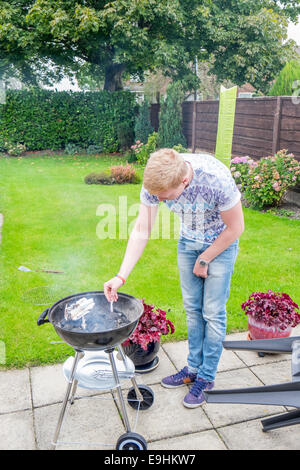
[247, 315, 292, 341]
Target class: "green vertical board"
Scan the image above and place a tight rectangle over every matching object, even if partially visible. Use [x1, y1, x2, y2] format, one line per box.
[215, 85, 237, 167]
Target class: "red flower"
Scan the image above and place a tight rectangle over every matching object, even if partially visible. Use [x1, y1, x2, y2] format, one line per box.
[122, 299, 175, 350]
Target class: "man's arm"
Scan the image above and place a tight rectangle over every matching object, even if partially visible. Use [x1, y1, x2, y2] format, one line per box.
[118, 202, 158, 279]
[193, 201, 244, 278]
[104, 203, 158, 301]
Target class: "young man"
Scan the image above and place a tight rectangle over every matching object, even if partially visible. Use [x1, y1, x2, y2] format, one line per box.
[104, 149, 244, 408]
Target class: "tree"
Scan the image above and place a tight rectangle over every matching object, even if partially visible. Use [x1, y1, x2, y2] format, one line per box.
[142, 70, 171, 104]
[157, 81, 186, 148]
[0, 1, 299, 92]
[194, 60, 235, 101]
[134, 99, 153, 144]
[268, 59, 300, 96]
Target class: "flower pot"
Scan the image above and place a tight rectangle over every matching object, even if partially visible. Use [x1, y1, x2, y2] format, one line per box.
[247, 315, 292, 341]
[122, 340, 160, 374]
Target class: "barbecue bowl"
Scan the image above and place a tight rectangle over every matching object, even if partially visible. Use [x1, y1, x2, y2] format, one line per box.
[37, 291, 144, 350]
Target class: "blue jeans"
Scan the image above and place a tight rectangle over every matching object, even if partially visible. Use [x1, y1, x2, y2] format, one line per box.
[177, 237, 239, 382]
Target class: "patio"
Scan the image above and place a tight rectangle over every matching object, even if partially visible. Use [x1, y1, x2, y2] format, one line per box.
[1, 327, 299, 450]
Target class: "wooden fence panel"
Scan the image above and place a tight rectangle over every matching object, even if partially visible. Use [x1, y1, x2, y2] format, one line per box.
[281, 99, 300, 118]
[150, 97, 300, 161]
[281, 117, 300, 131]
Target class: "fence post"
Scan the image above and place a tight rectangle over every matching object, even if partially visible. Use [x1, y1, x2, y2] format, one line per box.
[272, 96, 282, 155]
[192, 101, 196, 153]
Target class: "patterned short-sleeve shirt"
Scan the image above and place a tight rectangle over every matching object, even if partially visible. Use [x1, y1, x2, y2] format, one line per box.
[140, 153, 241, 244]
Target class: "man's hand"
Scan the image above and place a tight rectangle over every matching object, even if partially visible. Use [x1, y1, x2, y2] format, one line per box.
[193, 260, 208, 278]
[104, 277, 124, 302]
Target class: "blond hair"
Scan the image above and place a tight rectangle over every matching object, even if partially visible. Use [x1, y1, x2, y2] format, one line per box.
[143, 148, 187, 194]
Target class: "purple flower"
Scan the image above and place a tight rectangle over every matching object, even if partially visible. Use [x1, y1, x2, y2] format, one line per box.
[241, 290, 300, 330]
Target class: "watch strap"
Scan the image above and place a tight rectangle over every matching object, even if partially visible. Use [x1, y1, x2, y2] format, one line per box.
[115, 274, 126, 284]
[198, 257, 209, 266]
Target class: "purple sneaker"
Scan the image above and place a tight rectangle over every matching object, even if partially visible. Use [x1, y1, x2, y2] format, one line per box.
[161, 366, 197, 388]
[183, 377, 214, 408]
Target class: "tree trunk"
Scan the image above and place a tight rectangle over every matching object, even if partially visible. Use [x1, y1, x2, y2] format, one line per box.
[104, 63, 125, 91]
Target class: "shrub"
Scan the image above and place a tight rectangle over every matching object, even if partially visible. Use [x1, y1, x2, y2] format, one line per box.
[84, 172, 113, 185]
[109, 162, 140, 184]
[102, 135, 119, 153]
[157, 81, 186, 148]
[130, 140, 144, 158]
[85, 164, 139, 185]
[230, 150, 300, 209]
[230, 156, 256, 191]
[117, 121, 135, 151]
[173, 144, 189, 153]
[65, 143, 84, 155]
[134, 99, 154, 145]
[268, 59, 300, 96]
[0, 89, 137, 152]
[125, 148, 138, 163]
[86, 144, 103, 154]
[131, 132, 158, 166]
[4, 141, 26, 156]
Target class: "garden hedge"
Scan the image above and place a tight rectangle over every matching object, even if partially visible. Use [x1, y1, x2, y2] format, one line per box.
[0, 88, 138, 152]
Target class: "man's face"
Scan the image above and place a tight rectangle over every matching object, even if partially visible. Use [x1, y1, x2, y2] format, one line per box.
[155, 183, 186, 202]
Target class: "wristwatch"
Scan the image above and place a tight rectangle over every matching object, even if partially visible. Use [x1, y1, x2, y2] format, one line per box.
[197, 257, 209, 267]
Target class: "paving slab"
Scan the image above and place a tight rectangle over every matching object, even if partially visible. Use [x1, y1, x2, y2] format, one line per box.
[34, 393, 124, 450]
[123, 383, 213, 442]
[250, 360, 293, 385]
[0, 368, 31, 414]
[234, 350, 290, 367]
[120, 347, 177, 391]
[162, 340, 245, 373]
[161, 340, 188, 371]
[225, 332, 248, 342]
[30, 364, 67, 408]
[148, 429, 227, 450]
[2, 332, 300, 450]
[218, 417, 300, 450]
[202, 368, 286, 428]
[0, 410, 35, 450]
[30, 362, 107, 408]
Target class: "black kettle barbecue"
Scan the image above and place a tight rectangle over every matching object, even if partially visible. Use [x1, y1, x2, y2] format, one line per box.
[37, 290, 144, 350]
[37, 291, 155, 450]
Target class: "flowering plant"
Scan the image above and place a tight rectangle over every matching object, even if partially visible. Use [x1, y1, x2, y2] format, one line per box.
[130, 140, 145, 155]
[5, 141, 26, 156]
[230, 156, 257, 191]
[241, 290, 300, 330]
[122, 300, 175, 350]
[230, 150, 300, 209]
[130, 132, 158, 165]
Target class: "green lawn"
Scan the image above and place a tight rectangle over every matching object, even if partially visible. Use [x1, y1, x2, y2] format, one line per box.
[0, 153, 299, 368]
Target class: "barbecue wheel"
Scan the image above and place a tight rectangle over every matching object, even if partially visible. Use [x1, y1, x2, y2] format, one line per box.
[116, 432, 147, 450]
[127, 384, 154, 410]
